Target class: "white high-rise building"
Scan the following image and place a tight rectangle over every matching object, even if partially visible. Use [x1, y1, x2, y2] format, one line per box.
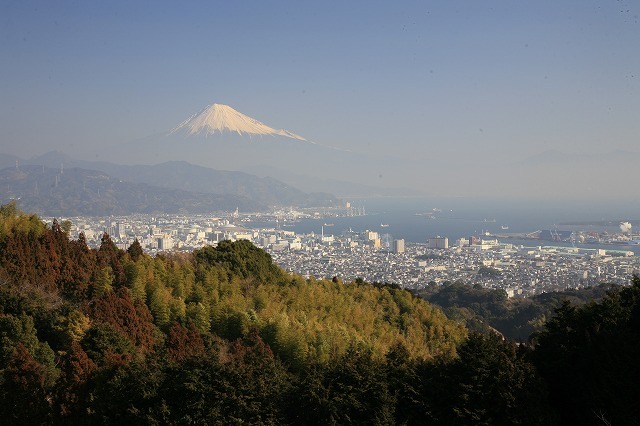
[157, 235, 174, 251]
[428, 236, 449, 249]
[394, 239, 405, 254]
[116, 222, 126, 239]
[364, 230, 379, 241]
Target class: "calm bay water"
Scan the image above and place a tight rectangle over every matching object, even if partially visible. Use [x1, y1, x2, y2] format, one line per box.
[253, 197, 640, 255]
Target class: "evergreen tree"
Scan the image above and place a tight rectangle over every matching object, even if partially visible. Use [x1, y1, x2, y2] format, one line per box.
[126, 239, 144, 262]
[533, 276, 640, 425]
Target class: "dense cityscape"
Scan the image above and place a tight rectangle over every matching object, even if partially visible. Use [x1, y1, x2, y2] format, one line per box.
[53, 208, 640, 298]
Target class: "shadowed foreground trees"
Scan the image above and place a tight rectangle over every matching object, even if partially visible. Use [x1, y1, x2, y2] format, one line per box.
[416, 333, 553, 425]
[532, 275, 640, 425]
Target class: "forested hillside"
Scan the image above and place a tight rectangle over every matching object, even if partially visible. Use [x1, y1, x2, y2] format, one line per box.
[0, 203, 638, 424]
[415, 281, 615, 340]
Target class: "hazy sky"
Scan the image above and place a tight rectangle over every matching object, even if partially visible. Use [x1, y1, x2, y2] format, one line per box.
[1, 1, 639, 169]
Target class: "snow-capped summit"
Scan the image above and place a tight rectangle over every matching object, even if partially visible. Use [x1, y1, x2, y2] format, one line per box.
[170, 103, 306, 141]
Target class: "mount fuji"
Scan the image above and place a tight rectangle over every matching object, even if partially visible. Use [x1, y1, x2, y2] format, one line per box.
[119, 103, 318, 167]
[170, 103, 307, 141]
[107, 102, 418, 196]
[116, 104, 355, 180]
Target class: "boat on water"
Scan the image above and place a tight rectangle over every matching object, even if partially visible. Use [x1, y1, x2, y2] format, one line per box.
[415, 213, 436, 219]
[380, 223, 389, 227]
[501, 225, 509, 230]
[323, 223, 334, 226]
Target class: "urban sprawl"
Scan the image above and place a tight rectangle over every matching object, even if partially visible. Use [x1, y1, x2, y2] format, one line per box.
[51, 208, 640, 298]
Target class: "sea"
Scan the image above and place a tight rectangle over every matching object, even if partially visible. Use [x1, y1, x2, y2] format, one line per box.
[251, 197, 640, 255]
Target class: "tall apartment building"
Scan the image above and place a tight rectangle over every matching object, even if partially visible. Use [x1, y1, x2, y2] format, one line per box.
[428, 236, 449, 249]
[394, 239, 405, 254]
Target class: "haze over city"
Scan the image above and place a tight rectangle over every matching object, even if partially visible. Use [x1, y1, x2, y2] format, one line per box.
[1, 0, 639, 200]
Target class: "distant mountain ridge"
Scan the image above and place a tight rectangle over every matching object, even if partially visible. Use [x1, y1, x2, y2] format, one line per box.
[0, 164, 265, 216]
[9, 151, 339, 208]
[0, 153, 21, 170]
[518, 149, 640, 166]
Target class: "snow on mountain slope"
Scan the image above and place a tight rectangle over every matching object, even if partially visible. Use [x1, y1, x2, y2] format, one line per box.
[170, 103, 307, 140]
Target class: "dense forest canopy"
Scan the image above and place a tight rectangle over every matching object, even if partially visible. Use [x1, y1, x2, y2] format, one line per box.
[0, 203, 638, 424]
[415, 280, 615, 340]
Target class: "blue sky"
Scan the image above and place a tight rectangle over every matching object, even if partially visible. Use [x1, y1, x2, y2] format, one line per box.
[1, 0, 639, 169]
